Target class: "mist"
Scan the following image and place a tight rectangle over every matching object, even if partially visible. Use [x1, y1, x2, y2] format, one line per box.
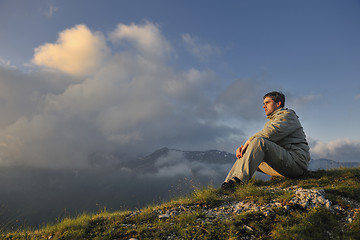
[0, 148, 234, 230]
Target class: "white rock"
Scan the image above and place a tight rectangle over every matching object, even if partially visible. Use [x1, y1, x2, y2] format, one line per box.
[159, 214, 170, 219]
[275, 202, 282, 208]
[283, 205, 291, 211]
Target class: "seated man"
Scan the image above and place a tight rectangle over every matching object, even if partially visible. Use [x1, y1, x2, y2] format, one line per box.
[222, 91, 310, 190]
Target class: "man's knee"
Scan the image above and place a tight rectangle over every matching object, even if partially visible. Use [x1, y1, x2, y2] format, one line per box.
[249, 137, 267, 150]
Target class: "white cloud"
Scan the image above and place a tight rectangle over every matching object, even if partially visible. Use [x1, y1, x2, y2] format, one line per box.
[109, 22, 171, 60]
[0, 58, 16, 69]
[147, 150, 232, 178]
[182, 33, 220, 60]
[44, 4, 58, 17]
[310, 138, 360, 162]
[151, 151, 192, 177]
[32, 24, 110, 77]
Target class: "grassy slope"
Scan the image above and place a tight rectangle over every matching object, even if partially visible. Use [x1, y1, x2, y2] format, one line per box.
[1, 167, 360, 240]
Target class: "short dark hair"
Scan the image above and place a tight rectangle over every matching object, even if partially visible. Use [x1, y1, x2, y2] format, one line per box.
[264, 91, 285, 107]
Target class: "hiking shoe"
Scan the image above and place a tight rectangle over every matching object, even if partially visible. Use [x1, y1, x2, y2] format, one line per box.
[221, 177, 244, 191]
[221, 180, 236, 191]
[233, 177, 244, 185]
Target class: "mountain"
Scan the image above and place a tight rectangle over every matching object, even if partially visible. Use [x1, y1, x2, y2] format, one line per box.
[133, 147, 235, 175]
[91, 147, 360, 176]
[308, 158, 360, 171]
[133, 147, 360, 174]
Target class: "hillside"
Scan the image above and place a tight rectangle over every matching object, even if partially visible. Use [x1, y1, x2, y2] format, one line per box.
[0, 148, 235, 230]
[1, 167, 360, 239]
[0, 147, 359, 231]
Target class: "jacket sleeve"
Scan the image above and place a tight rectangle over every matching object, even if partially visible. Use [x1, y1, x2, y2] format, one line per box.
[248, 110, 300, 143]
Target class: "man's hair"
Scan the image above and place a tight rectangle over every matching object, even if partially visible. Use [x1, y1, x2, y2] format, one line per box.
[264, 91, 285, 107]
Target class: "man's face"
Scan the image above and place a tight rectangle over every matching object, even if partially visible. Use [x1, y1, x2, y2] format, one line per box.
[263, 97, 281, 116]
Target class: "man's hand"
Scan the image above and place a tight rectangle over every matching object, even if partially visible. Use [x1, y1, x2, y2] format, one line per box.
[236, 140, 251, 159]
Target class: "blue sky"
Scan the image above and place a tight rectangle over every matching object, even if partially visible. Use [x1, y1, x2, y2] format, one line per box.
[0, 0, 359, 167]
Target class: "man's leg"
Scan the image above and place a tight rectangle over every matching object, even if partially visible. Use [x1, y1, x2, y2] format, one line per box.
[257, 162, 283, 176]
[224, 137, 304, 184]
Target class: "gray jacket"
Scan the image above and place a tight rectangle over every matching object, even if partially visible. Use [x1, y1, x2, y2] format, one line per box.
[248, 107, 310, 170]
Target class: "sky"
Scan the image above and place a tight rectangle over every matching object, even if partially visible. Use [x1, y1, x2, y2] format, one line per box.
[0, 0, 359, 168]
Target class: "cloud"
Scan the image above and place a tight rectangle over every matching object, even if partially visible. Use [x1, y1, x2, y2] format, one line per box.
[182, 33, 220, 60]
[44, 4, 58, 17]
[286, 92, 322, 109]
[0, 58, 16, 69]
[310, 138, 360, 162]
[151, 151, 192, 178]
[32, 24, 110, 77]
[147, 150, 232, 178]
[0, 66, 74, 129]
[109, 22, 171, 60]
[214, 78, 269, 121]
[0, 22, 242, 168]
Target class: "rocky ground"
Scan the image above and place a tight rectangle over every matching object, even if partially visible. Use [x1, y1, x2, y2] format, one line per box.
[125, 185, 360, 240]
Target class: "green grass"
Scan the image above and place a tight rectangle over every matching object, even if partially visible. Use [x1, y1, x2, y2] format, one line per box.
[192, 185, 223, 207]
[232, 183, 286, 205]
[1, 167, 360, 239]
[270, 207, 341, 240]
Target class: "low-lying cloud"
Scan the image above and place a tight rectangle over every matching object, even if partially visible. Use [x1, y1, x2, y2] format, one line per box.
[146, 150, 232, 179]
[310, 138, 360, 162]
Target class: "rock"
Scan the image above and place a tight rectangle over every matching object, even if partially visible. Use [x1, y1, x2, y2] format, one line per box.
[244, 224, 254, 231]
[325, 200, 332, 209]
[283, 205, 291, 211]
[289, 188, 333, 210]
[275, 202, 282, 208]
[159, 213, 170, 219]
[122, 185, 347, 232]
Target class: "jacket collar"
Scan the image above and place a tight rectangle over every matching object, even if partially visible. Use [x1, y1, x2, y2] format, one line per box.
[267, 107, 285, 120]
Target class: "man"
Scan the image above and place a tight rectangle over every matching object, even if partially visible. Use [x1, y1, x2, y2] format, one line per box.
[222, 91, 310, 190]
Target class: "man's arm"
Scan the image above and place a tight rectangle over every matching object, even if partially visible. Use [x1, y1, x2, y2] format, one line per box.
[236, 139, 251, 159]
[248, 109, 300, 143]
[236, 110, 300, 159]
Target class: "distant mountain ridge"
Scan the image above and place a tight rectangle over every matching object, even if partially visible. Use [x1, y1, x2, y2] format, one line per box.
[308, 158, 360, 171]
[134, 147, 235, 171]
[89, 147, 360, 173]
[135, 147, 360, 172]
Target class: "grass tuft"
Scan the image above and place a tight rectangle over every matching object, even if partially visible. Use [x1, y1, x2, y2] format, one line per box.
[192, 185, 222, 207]
[271, 207, 341, 240]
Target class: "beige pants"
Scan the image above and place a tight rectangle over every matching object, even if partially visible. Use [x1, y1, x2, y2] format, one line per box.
[225, 137, 305, 184]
